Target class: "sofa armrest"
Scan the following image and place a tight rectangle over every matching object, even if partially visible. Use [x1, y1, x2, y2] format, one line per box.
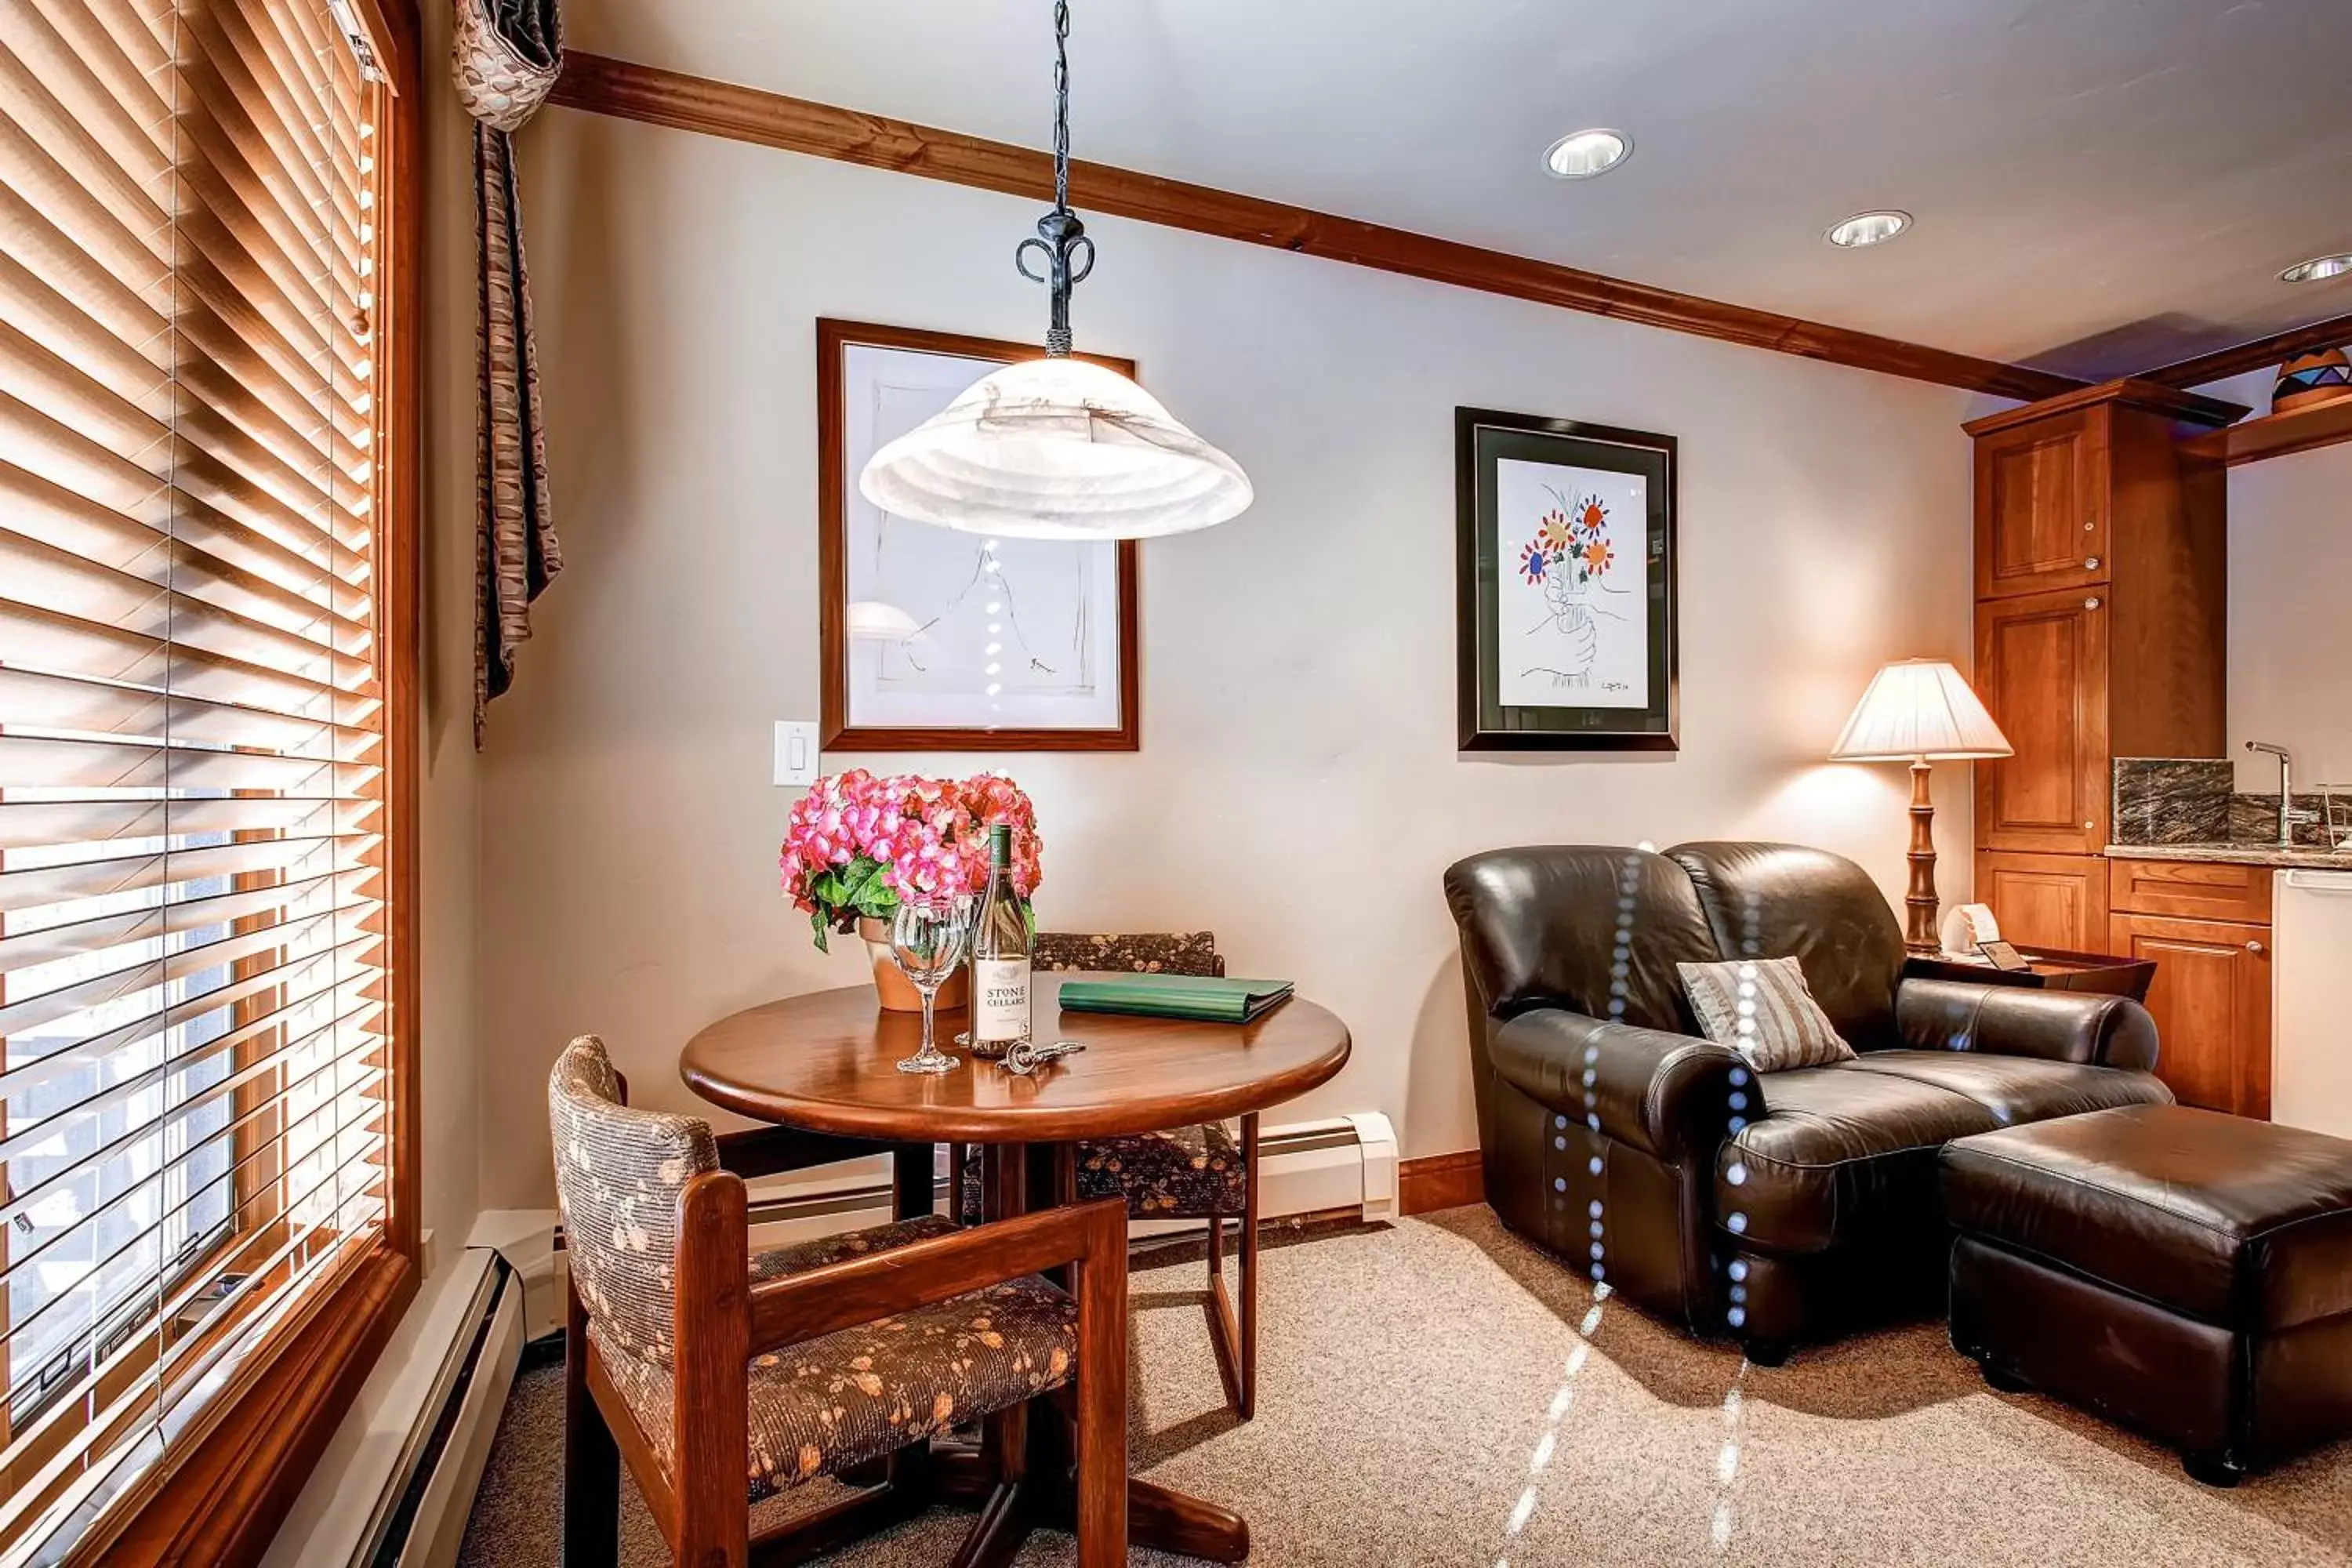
[1895, 978, 2158, 1072]
[1488, 1008, 1748, 1163]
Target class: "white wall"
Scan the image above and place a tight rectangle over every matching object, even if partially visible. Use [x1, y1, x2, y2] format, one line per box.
[2187, 365, 2352, 795]
[469, 108, 1984, 1207]
[415, 0, 484, 1274]
[2227, 438, 2352, 792]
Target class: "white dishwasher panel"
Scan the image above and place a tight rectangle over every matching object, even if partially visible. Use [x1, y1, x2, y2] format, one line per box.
[2273, 869, 2352, 1139]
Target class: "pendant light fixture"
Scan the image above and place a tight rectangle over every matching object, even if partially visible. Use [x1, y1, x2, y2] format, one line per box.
[858, 1, 1252, 541]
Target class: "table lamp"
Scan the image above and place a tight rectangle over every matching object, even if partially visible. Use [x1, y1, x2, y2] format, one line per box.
[1831, 659, 2013, 956]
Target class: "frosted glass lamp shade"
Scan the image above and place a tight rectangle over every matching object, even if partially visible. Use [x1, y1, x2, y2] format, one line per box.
[858, 357, 1253, 541]
[1831, 659, 2013, 761]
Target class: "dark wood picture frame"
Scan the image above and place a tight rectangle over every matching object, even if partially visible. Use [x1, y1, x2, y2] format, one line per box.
[817, 319, 1142, 752]
[1455, 407, 1679, 751]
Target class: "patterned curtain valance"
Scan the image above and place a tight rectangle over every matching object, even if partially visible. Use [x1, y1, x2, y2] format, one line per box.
[456, 0, 564, 746]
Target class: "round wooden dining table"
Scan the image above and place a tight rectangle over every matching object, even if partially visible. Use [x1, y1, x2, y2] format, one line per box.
[679, 971, 1351, 1564]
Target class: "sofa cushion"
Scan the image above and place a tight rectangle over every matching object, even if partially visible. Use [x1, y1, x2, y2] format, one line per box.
[548, 1035, 717, 1371]
[1678, 956, 1857, 1073]
[1718, 1067, 1998, 1253]
[1078, 1123, 1247, 1217]
[1444, 847, 1719, 1030]
[1845, 1051, 2172, 1126]
[1665, 842, 1907, 1051]
[1943, 1105, 2352, 1331]
[593, 1269, 1077, 1501]
[1033, 930, 1222, 977]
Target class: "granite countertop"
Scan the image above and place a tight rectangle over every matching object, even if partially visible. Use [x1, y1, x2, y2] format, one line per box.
[2109, 760, 2352, 869]
[2104, 842, 2352, 870]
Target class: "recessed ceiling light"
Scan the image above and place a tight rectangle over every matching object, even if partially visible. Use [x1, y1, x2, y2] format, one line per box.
[1827, 210, 1911, 249]
[2281, 252, 2352, 284]
[1543, 128, 1632, 180]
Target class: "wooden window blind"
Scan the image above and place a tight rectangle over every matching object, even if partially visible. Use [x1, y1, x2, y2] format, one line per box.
[0, 0, 397, 1558]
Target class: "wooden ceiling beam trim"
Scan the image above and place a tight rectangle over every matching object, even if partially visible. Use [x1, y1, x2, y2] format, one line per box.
[2139, 314, 2352, 390]
[545, 52, 2085, 404]
[1961, 376, 2247, 438]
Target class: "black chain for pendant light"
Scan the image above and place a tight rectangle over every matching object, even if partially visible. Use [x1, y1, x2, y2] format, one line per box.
[1014, 0, 1094, 357]
[1051, 0, 1071, 212]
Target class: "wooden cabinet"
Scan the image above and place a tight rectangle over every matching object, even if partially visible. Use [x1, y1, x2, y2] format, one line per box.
[2108, 911, 2272, 1119]
[1964, 379, 2241, 956]
[1977, 851, 2110, 951]
[2108, 855, 2274, 1120]
[1976, 589, 2109, 855]
[2107, 857, 2273, 924]
[1976, 409, 2105, 600]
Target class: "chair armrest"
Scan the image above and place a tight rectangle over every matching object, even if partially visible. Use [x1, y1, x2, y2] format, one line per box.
[1895, 978, 2158, 1071]
[748, 1196, 1127, 1352]
[1488, 1008, 1747, 1163]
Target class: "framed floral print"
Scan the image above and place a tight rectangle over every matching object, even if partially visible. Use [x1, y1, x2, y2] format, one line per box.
[1455, 408, 1678, 750]
[818, 319, 1141, 751]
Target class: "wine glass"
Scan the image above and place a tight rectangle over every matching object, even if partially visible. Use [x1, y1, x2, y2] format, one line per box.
[891, 897, 973, 1075]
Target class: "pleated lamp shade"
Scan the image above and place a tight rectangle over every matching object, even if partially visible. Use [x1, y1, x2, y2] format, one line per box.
[1831, 659, 2013, 761]
[858, 357, 1253, 542]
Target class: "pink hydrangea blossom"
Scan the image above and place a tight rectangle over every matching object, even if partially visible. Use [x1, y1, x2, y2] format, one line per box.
[779, 771, 1044, 950]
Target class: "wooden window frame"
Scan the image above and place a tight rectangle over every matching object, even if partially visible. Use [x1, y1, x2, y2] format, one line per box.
[54, 2, 426, 1561]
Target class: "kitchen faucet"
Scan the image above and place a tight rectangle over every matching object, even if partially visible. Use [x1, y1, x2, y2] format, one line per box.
[2247, 741, 2295, 847]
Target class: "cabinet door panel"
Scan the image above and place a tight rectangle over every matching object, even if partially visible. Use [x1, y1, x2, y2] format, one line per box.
[1978, 851, 2108, 952]
[1976, 412, 2107, 600]
[2107, 913, 2271, 1119]
[1976, 590, 2110, 854]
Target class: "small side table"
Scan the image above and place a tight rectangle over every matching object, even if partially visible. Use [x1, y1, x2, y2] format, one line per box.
[1902, 947, 2156, 1004]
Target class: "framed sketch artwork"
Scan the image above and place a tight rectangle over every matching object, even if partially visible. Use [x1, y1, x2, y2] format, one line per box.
[818, 319, 1141, 750]
[1454, 408, 1678, 750]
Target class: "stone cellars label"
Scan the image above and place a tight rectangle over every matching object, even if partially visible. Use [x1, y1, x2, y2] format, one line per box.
[971, 822, 1031, 1050]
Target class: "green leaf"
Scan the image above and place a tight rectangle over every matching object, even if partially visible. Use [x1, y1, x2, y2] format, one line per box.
[839, 858, 897, 920]
[810, 908, 829, 954]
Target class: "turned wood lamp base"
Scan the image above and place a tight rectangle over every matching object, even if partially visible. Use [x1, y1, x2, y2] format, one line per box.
[1904, 758, 1943, 956]
[1828, 659, 2009, 960]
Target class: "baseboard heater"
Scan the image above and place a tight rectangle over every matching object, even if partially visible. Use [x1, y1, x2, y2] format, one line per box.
[512, 1112, 1392, 1357]
[263, 1115, 1392, 1561]
[736, 1111, 1398, 1245]
[260, 1247, 527, 1568]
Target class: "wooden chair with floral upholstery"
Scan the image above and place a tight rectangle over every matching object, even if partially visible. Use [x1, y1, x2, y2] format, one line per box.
[955, 931, 1261, 1418]
[550, 1036, 1128, 1568]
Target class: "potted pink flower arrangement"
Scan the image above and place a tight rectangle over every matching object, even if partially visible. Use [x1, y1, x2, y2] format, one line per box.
[779, 769, 1044, 1011]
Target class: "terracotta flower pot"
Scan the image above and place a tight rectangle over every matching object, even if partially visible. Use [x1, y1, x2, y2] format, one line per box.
[858, 917, 970, 1013]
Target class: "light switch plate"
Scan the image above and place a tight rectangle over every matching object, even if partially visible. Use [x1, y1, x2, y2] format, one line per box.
[773, 720, 820, 787]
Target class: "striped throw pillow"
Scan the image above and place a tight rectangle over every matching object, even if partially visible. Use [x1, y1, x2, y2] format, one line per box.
[1675, 956, 1856, 1073]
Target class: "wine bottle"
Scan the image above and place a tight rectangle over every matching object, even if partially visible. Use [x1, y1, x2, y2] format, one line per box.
[970, 822, 1032, 1055]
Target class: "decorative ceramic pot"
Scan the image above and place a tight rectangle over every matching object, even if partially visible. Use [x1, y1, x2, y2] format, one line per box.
[857, 917, 969, 1013]
[2274, 347, 2352, 416]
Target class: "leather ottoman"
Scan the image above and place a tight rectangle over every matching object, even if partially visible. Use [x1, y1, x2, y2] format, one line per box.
[1942, 1103, 2352, 1485]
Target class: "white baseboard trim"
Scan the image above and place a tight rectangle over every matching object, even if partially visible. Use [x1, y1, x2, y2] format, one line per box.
[260, 1248, 524, 1568]
[508, 1110, 1398, 1296]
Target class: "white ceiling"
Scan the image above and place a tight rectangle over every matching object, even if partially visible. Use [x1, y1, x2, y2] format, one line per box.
[562, 0, 2352, 382]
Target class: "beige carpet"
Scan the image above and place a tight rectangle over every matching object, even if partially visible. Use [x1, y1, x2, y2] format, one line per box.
[458, 1207, 2352, 1566]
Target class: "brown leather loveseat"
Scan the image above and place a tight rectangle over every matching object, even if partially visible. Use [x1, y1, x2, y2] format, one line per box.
[1443, 841, 2172, 1363]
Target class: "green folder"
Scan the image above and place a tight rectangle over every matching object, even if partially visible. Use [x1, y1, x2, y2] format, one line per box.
[1056, 974, 1295, 1025]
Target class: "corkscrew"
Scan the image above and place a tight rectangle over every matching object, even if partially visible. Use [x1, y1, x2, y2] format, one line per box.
[996, 1038, 1087, 1076]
